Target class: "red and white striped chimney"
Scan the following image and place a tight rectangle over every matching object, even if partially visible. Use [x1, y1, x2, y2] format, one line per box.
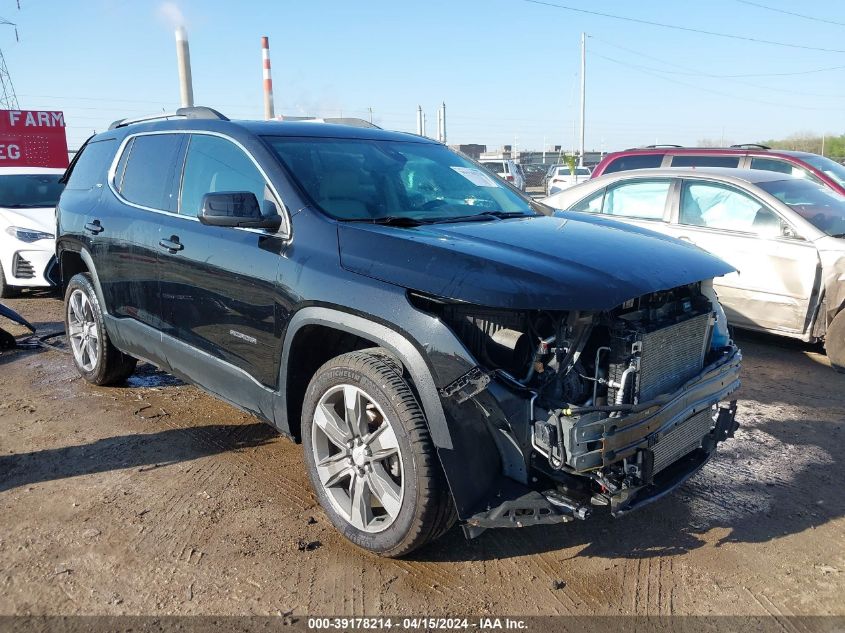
[261, 36, 275, 120]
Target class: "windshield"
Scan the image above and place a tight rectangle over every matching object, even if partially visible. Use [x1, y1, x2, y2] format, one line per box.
[799, 154, 845, 188]
[757, 178, 845, 237]
[265, 137, 535, 222]
[0, 174, 64, 208]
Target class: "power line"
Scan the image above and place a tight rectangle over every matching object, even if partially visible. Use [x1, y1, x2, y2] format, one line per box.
[589, 39, 845, 99]
[735, 0, 845, 28]
[592, 52, 845, 111]
[521, 0, 845, 53]
[590, 35, 845, 78]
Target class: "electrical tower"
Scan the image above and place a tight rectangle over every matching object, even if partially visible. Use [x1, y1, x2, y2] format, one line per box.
[0, 14, 19, 110]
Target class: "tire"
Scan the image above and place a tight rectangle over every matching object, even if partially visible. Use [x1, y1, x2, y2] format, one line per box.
[825, 310, 845, 373]
[301, 349, 456, 557]
[0, 261, 21, 299]
[64, 273, 137, 385]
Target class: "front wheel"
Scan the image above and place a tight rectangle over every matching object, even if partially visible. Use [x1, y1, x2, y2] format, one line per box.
[301, 349, 455, 557]
[825, 310, 845, 373]
[64, 273, 137, 385]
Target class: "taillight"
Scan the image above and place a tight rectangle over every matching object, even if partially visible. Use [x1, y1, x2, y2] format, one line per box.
[505, 175, 514, 181]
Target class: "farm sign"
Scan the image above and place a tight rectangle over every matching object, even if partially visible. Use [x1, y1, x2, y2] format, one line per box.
[0, 109, 69, 168]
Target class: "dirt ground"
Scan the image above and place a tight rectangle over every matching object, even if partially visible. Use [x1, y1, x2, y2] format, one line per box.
[1, 292, 843, 617]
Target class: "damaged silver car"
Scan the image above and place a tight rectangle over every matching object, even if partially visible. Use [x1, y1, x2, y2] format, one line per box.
[545, 168, 845, 371]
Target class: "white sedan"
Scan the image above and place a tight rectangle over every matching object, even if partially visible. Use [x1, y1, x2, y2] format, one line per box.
[0, 166, 65, 297]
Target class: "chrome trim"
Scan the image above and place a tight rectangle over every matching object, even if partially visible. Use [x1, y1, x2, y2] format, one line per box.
[106, 129, 292, 240]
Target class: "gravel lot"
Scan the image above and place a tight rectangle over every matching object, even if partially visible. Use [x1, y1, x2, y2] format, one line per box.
[1, 292, 844, 617]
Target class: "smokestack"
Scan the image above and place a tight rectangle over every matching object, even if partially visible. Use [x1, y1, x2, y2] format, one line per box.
[416, 105, 423, 136]
[261, 36, 275, 120]
[174, 26, 194, 108]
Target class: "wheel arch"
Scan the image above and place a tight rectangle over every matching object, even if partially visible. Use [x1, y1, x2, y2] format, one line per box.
[278, 306, 449, 448]
[57, 244, 107, 312]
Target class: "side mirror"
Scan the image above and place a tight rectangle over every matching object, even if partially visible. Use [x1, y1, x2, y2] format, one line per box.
[199, 191, 282, 231]
[780, 222, 802, 240]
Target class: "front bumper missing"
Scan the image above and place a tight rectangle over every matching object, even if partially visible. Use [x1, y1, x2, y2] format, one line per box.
[464, 403, 737, 538]
[463, 349, 741, 538]
[536, 347, 742, 472]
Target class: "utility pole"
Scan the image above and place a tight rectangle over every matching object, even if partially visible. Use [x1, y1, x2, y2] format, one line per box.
[579, 32, 586, 167]
[368, 106, 373, 124]
[0, 14, 20, 110]
[416, 105, 423, 136]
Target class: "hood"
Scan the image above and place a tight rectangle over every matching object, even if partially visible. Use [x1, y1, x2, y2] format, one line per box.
[0, 206, 56, 235]
[338, 212, 735, 311]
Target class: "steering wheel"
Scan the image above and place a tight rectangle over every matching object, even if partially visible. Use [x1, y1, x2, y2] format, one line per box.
[420, 199, 448, 210]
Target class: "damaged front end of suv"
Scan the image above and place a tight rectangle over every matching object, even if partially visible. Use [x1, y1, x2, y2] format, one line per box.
[416, 282, 739, 535]
[357, 215, 744, 537]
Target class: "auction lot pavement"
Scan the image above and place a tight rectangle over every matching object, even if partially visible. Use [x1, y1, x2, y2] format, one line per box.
[1, 294, 844, 617]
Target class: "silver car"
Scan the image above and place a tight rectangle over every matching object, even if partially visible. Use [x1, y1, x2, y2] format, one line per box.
[544, 168, 845, 370]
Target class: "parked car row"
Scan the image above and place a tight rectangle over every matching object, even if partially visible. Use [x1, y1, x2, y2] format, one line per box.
[52, 107, 743, 557]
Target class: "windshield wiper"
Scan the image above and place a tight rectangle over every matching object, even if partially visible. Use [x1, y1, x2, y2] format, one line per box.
[428, 211, 532, 224]
[348, 216, 427, 227]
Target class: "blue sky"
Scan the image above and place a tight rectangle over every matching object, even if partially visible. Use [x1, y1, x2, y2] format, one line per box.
[5, 0, 845, 152]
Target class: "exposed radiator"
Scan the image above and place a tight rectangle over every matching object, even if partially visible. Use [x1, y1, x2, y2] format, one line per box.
[610, 311, 713, 403]
[638, 312, 713, 401]
[651, 409, 714, 473]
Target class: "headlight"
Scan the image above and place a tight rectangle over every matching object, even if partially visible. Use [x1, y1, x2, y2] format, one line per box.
[4, 226, 55, 243]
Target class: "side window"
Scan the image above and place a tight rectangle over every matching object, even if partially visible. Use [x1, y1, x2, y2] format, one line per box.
[119, 134, 185, 212]
[603, 154, 663, 174]
[671, 155, 740, 168]
[680, 181, 781, 236]
[65, 139, 117, 190]
[570, 189, 604, 214]
[602, 180, 670, 219]
[180, 134, 270, 217]
[749, 157, 795, 176]
[749, 157, 822, 185]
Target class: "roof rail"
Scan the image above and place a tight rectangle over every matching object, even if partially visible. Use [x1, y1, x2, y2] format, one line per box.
[730, 143, 771, 150]
[108, 106, 229, 130]
[640, 144, 683, 149]
[275, 114, 382, 129]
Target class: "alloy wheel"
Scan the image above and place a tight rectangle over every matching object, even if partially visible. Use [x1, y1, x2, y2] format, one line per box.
[67, 288, 99, 373]
[311, 384, 404, 533]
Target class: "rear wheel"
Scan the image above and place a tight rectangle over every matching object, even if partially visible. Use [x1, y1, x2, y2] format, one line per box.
[301, 349, 455, 557]
[65, 273, 137, 385]
[0, 261, 21, 299]
[825, 310, 845, 373]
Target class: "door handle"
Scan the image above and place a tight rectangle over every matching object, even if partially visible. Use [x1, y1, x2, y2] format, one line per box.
[158, 236, 184, 253]
[84, 220, 104, 235]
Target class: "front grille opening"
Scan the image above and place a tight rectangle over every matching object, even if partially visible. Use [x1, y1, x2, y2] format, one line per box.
[12, 253, 35, 279]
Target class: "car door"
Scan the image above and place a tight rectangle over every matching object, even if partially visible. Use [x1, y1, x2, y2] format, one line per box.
[106, 132, 187, 330]
[155, 132, 286, 388]
[662, 178, 821, 334]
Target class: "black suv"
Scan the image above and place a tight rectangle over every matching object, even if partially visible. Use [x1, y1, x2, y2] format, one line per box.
[56, 107, 742, 556]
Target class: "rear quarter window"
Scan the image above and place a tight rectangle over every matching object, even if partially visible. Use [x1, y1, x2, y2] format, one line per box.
[603, 154, 664, 174]
[670, 155, 741, 168]
[64, 139, 117, 190]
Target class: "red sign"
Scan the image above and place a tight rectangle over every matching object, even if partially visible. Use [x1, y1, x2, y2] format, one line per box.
[0, 110, 69, 168]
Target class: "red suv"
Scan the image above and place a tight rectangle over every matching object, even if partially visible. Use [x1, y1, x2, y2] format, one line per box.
[592, 144, 845, 196]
